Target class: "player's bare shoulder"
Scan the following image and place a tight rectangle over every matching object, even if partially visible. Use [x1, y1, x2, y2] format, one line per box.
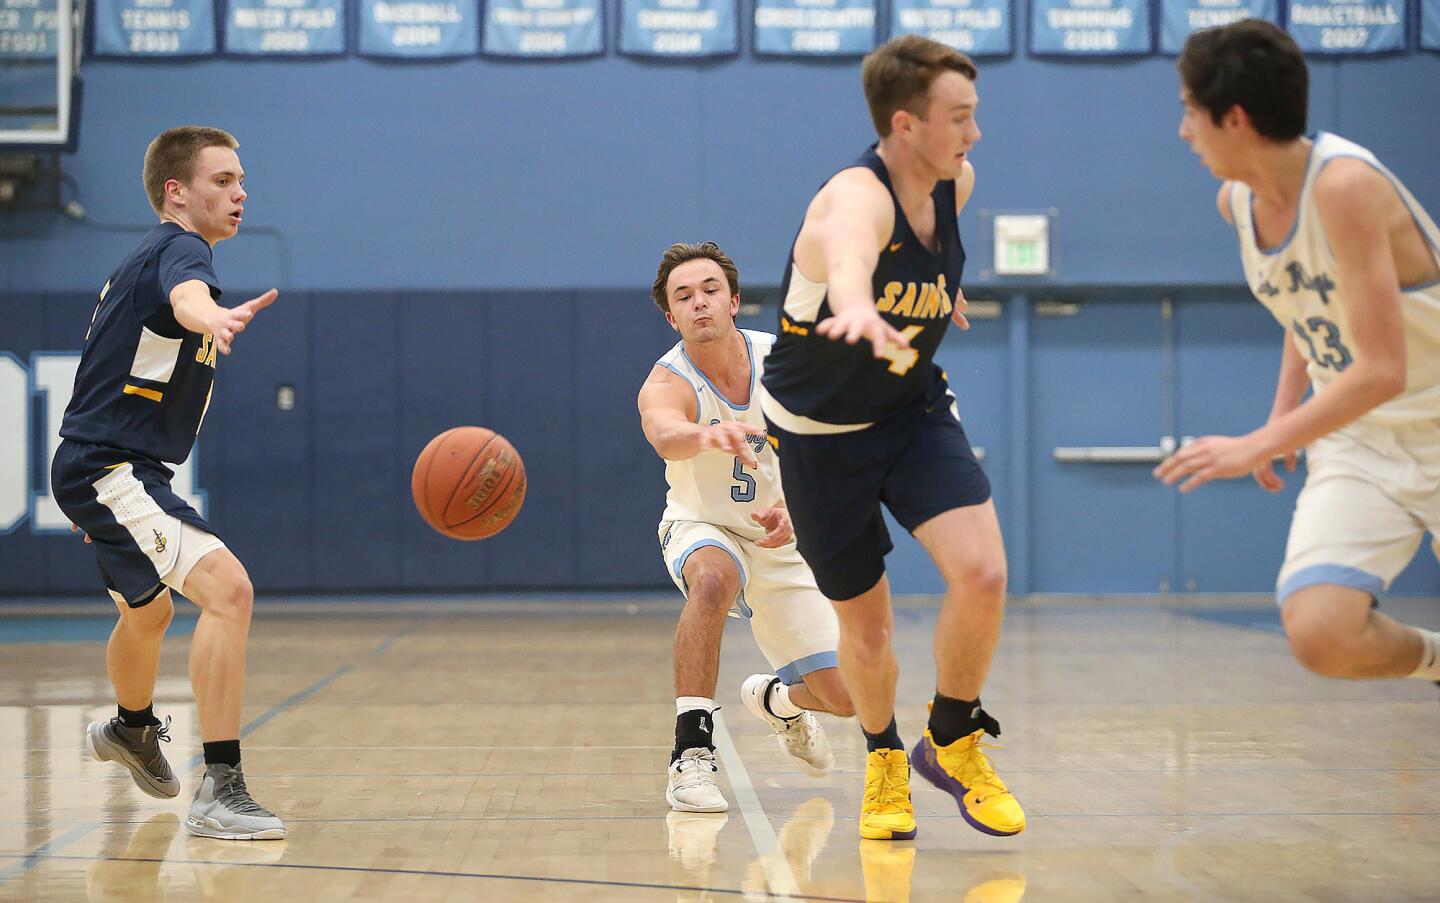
[804, 166, 891, 225]
[1311, 156, 1390, 225]
[639, 363, 700, 422]
[793, 166, 896, 275]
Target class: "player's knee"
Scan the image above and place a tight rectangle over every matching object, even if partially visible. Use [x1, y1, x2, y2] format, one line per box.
[844, 620, 893, 660]
[1281, 600, 1356, 676]
[949, 556, 1007, 598]
[685, 568, 739, 614]
[205, 574, 254, 623]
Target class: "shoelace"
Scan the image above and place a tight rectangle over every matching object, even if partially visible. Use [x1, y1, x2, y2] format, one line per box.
[777, 715, 816, 749]
[863, 758, 909, 813]
[134, 716, 172, 771]
[216, 770, 275, 816]
[953, 738, 1008, 797]
[673, 754, 718, 790]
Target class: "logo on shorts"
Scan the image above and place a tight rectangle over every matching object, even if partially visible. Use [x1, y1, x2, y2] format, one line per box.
[662, 523, 674, 550]
[152, 529, 167, 554]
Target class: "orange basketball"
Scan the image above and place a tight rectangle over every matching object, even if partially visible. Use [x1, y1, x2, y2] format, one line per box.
[411, 427, 526, 540]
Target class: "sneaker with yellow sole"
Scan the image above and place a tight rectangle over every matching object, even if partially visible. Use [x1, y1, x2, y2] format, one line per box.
[859, 748, 918, 840]
[911, 728, 1024, 837]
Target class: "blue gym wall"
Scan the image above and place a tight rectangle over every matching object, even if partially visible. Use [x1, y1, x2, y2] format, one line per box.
[2, 18, 1439, 597]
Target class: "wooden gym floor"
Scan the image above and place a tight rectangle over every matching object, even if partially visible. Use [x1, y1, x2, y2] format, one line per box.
[0, 594, 1437, 901]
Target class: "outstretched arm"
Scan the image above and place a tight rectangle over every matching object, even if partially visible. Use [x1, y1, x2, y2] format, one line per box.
[638, 366, 761, 466]
[170, 282, 278, 355]
[799, 170, 913, 356]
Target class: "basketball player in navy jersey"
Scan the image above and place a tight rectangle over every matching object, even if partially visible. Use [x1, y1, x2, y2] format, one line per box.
[759, 35, 1023, 840]
[52, 126, 285, 839]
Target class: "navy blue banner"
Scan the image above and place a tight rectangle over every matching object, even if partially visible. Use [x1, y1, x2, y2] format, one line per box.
[224, 0, 345, 54]
[753, 0, 876, 55]
[1029, 0, 1151, 54]
[358, 0, 476, 56]
[619, 0, 736, 56]
[93, 0, 216, 56]
[1285, 0, 1405, 53]
[890, 0, 1012, 55]
[1159, 0, 1276, 54]
[482, 0, 602, 56]
[0, 0, 60, 59]
[1426, 0, 1440, 49]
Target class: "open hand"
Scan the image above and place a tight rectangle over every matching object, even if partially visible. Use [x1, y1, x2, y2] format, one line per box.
[752, 505, 793, 548]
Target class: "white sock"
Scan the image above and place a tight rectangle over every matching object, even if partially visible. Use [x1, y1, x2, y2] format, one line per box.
[766, 681, 804, 719]
[676, 696, 715, 715]
[1408, 628, 1440, 680]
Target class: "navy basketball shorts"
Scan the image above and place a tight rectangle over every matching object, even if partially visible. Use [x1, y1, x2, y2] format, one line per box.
[765, 388, 991, 602]
[51, 440, 224, 608]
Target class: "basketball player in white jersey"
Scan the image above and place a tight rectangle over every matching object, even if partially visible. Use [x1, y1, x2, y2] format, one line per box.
[638, 242, 855, 813]
[1159, 20, 1440, 684]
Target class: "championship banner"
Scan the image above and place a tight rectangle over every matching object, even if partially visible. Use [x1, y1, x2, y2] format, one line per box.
[1285, 0, 1405, 54]
[358, 0, 477, 57]
[92, 0, 217, 56]
[1425, 0, 1440, 50]
[223, 0, 345, 55]
[1, 0, 59, 60]
[753, 0, 877, 56]
[1159, 0, 1276, 54]
[619, 0, 737, 57]
[1029, 0, 1151, 55]
[482, 0, 602, 57]
[890, 0, 1012, 56]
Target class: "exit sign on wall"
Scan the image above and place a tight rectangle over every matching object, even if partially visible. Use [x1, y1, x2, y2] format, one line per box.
[993, 213, 1050, 276]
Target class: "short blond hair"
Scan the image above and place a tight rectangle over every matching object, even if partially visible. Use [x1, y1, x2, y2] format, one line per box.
[863, 35, 978, 138]
[142, 126, 239, 216]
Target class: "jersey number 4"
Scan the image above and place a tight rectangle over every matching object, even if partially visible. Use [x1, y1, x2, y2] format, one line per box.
[880, 325, 925, 376]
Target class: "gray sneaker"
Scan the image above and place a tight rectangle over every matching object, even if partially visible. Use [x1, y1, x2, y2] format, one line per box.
[185, 764, 287, 840]
[85, 716, 180, 799]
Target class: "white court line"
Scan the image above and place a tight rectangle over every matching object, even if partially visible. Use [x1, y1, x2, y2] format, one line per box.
[712, 709, 802, 901]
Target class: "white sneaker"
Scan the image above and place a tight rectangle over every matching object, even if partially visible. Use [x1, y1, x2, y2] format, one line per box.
[666, 747, 728, 813]
[741, 674, 833, 778]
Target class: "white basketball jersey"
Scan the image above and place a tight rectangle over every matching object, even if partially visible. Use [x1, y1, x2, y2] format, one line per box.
[658, 329, 781, 539]
[1231, 132, 1440, 426]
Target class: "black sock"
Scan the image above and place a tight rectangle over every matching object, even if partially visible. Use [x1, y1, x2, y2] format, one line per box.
[203, 740, 241, 768]
[671, 709, 714, 762]
[863, 718, 904, 753]
[117, 704, 159, 728]
[929, 693, 1000, 746]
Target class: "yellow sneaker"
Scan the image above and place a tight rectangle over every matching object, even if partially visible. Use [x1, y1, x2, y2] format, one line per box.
[911, 728, 1024, 836]
[859, 748, 918, 840]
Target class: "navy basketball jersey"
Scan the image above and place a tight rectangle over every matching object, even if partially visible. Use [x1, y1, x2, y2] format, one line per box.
[60, 223, 222, 465]
[762, 146, 966, 427]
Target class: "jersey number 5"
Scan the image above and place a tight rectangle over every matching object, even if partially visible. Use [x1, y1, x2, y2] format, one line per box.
[881, 325, 925, 376]
[731, 458, 756, 503]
